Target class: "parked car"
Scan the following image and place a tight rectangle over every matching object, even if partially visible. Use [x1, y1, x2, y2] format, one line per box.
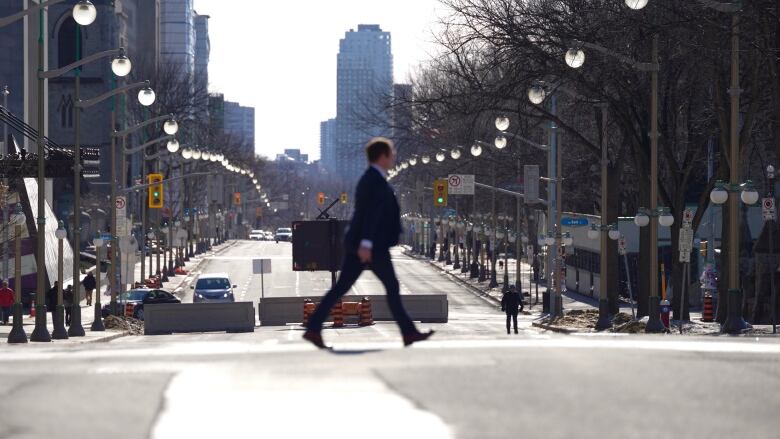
[101, 288, 181, 320]
[191, 273, 236, 303]
[249, 229, 265, 241]
[275, 227, 293, 242]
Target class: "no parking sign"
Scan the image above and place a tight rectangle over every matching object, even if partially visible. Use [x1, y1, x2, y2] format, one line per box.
[762, 197, 776, 221]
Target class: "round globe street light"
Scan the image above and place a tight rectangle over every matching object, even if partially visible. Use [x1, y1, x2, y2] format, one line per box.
[470, 144, 482, 157]
[166, 139, 180, 153]
[210, 153, 219, 162]
[565, 48, 586, 69]
[710, 184, 728, 205]
[562, 235, 574, 246]
[658, 210, 674, 227]
[634, 212, 650, 227]
[740, 181, 759, 205]
[587, 227, 600, 240]
[608, 229, 622, 241]
[252, 178, 258, 184]
[401, 161, 409, 169]
[421, 155, 431, 164]
[147, 231, 155, 240]
[625, 0, 649, 10]
[494, 135, 507, 149]
[409, 156, 418, 166]
[191, 149, 202, 160]
[544, 235, 555, 246]
[201, 151, 211, 161]
[181, 148, 193, 160]
[138, 86, 156, 106]
[450, 148, 462, 160]
[163, 118, 178, 135]
[435, 152, 445, 162]
[495, 116, 510, 131]
[111, 53, 132, 77]
[73, 1, 98, 26]
[55, 221, 67, 240]
[528, 85, 546, 105]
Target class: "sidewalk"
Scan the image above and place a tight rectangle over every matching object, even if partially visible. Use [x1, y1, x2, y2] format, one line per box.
[0, 240, 236, 345]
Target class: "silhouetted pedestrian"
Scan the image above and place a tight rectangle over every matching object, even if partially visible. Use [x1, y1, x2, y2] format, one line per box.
[82, 272, 96, 306]
[501, 284, 524, 334]
[63, 285, 74, 326]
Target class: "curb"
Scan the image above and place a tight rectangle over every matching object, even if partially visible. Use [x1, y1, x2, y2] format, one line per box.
[171, 241, 239, 295]
[82, 330, 131, 343]
[531, 320, 587, 334]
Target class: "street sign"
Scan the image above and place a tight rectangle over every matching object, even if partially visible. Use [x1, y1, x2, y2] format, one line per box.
[618, 237, 627, 256]
[115, 196, 128, 236]
[762, 197, 776, 221]
[252, 258, 272, 274]
[682, 208, 694, 226]
[447, 174, 475, 195]
[523, 165, 539, 203]
[679, 251, 691, 263]
[561, 217, 589, 227]
[679, 227, 694, 253]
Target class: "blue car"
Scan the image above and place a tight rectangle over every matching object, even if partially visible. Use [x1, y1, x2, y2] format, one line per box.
[191, 273, 236, 303]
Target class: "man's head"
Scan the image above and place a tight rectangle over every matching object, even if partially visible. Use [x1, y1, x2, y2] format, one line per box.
[365, 137, 396, 171]
[1, 281, 7, 288]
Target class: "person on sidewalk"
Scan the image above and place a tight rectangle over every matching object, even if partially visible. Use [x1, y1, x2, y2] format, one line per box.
[501, 284, 524, 334]
[82, 272, 96, 306]
[46, 281, 58, 315]
[0, 281, 14, 325]
[63, 285, 74, 326]
[303, 138, 434, 349]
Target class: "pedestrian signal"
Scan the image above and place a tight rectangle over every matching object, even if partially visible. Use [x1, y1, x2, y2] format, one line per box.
[148, 173, 163, 209]
[233, 192, 241, 205]
[433, 179, 448, 207]
[340, 192, 348, 204]
[318, 192, 325, 205]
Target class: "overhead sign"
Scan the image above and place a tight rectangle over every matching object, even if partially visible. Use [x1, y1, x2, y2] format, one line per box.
[762, 197, 776, 221]
[561, 217, 588, 227]
[447, 174, 474, 195]
[523, 165, 539, 203]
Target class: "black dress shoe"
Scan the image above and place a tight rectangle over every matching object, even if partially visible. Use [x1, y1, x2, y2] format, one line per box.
[302, 330, 329, 349]
[403, 330, 435, 347]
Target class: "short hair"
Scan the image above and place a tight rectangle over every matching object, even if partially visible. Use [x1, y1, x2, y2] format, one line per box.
[365, 137, 394, 163]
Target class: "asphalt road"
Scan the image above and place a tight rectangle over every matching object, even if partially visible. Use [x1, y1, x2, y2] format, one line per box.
[1, 241, 779, 439]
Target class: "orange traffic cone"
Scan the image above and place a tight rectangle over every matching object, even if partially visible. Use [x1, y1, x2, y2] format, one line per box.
[30, 299, 36, 317]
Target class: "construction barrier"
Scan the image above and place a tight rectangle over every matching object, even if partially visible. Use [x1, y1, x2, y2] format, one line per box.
[302, 299, 314, 327]
[144, 302, 255, 335]
[702, 293, 714, 322]
[359, 297, 373, 326]
[330, 300, 344, 327]
[125, 302, 135, 318]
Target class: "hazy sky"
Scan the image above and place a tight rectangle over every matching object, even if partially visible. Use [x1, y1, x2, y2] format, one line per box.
[194, 0, 445, 161]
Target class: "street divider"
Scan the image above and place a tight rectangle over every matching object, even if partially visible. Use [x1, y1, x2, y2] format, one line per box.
[144, 302, 255, 335]
[259, 294, 448, 326]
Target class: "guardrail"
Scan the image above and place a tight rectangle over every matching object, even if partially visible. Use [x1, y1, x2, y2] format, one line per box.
[258, 294, 448, 326]
[144, 302, 255, 335]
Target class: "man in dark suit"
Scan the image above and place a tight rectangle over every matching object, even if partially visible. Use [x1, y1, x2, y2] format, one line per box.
[303, 138, 434, 349]
[501, 285, 524, 334]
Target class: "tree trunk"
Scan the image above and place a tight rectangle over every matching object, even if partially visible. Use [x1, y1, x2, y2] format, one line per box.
[637, 180, 651, 318]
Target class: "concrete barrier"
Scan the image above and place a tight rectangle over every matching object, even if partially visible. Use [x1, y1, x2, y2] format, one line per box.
[258, 294, 448, 326]
[144, 302, 255, 335]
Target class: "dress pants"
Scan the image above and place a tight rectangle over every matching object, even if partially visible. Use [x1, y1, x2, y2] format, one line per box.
[307, 250, 417, 335]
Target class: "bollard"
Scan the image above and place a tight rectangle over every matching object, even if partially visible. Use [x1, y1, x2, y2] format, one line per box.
[702, 293, 714, 322]
[359, 297, 374, 326]
[660, 299, 671, 331]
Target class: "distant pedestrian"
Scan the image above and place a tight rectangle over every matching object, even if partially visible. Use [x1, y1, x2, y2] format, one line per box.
[46, 281, 58, 315]
[63, 285, 74, 326]
[0, 281, 14, 325]
[82, 272, 96, 306]
[303, 138, 434, 349]
[501, 284, 524, 334]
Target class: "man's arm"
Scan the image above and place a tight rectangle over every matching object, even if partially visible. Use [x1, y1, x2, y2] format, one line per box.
[358, 176, 387, 250]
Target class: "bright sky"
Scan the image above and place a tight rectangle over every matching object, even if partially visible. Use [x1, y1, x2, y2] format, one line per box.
[194, 0, 445, 161]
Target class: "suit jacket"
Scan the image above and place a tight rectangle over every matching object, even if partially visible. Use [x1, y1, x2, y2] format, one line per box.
[344, 166, 402, 253]
[501, 291, 524, 314]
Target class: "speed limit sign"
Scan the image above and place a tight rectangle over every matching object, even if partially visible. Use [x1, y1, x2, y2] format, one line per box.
[762, 197, 776, 221]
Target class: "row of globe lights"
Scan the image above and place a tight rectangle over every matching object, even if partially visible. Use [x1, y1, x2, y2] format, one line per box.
[179, 147, 266, 200]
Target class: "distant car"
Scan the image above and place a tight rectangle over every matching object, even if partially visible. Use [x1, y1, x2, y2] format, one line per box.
[249, 229, 265, 241]
[191, 273, 236, 303]
[264, 231, 274, 240]
[275, 227, 293, 242]
[101, 288, 181, 320]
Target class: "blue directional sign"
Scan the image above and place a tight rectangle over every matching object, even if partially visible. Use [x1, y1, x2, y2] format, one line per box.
[561, 217, 589, 227]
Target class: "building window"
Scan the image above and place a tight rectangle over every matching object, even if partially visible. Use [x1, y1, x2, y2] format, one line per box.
[58, 94, 74, 128]
[57, 16, 79, 68]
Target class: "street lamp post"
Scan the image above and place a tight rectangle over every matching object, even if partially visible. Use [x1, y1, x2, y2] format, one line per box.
[91, 234, 105, 331]
[7, 204, 27, 343]
[51, 221, 68, 339]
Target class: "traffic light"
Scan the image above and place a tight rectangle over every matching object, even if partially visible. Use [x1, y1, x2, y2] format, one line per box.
[318, 192, 325, 205]
[340, 192, 348, 204]
[147, 173, 163, 209]
[233, 192, 241, 205]
[433, 179, 448, 207]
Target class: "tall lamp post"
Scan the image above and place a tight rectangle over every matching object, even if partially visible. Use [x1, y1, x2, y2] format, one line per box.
[51, 221, 68, 339]
[91, 234, 105, 331]
[7, 203, 27, 343]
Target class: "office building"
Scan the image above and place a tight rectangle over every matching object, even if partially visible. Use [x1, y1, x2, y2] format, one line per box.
[319, 118, 337, 172]
[224, 100, 255, 157]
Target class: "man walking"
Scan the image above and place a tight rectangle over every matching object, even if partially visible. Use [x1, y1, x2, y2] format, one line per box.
[82, 272, 96, 306]
[303, 138, 434, 349]
[501, 284, 524, 334]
